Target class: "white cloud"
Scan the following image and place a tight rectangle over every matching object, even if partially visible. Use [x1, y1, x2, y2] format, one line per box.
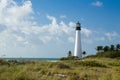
[68, 37, 74, 43]
[0, 0, 33, 27]
[69, 22, 76, 28]
[0, 0, 76, 52]
[105, 32, 118, 41]
[60, 15, 67, 19]
[95, 37, 105, 41]
[39, 36, 52, 44]
[82, 38, 93, 44]
[91, 1, 103, 7]
[0, 0, 33, 50]
[46, 15, 57, 25]
[1, 0, 115, 57]
[81, 28, 92, 37]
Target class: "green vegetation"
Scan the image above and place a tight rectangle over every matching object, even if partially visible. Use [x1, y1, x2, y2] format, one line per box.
[96, 44, 120, 52]
[0, 58, 120, 80]
[60, 50, 77, 60]
[95, 44, 120, 58]
[0, 44, 120, 80]
[60, 50, 86, 60]
[96, 51, 120, 58]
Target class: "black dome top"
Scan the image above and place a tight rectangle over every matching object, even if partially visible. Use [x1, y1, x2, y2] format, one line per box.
[76, 22, 81, 30]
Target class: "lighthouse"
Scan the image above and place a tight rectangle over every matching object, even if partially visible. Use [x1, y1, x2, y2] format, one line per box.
[74, 22, 82, 58]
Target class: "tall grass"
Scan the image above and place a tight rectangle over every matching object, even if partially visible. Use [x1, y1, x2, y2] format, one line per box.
[0, 58, 120, 80]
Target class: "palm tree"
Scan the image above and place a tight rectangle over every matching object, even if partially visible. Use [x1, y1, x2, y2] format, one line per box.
[110, 45, 115, 51]
[96, 46, 103, 52]
[116, 44, 120, 51]
[68, 51, 72, 57]
[82, 51, 86, 57]
[103, 46, 109, 52]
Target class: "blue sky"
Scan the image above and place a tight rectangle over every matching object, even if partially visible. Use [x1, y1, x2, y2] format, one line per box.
[0, 0, 120, 58]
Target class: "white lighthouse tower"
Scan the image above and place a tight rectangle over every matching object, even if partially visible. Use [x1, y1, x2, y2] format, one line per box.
[74, 22, 82, 58]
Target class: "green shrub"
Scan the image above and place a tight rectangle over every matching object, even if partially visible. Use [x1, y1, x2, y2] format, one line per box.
[60, 56, 80, 60]
[49, 62, 70, 69]
[74, 61, 107, 67]
[85, 55, 97, 58]
[60, 57, 68, 60]
[108, 62, 120, 66]
[96, 51, 120, 58]
[56, 63, 70, 69]
[0, 59, 4, 65]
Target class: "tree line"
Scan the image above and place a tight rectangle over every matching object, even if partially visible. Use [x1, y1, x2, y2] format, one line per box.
[96, 44, 120, 53]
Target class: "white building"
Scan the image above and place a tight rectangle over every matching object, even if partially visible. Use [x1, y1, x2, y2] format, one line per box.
[74, 22, 82, 58]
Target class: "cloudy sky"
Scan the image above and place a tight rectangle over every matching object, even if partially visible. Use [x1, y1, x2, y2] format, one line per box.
[0, 0, 120, 58]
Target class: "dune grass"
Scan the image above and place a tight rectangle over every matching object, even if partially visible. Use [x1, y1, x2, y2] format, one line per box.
[0, 58, 120, 80]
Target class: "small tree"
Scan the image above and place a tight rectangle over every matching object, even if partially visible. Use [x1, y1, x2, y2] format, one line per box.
[68, 51, 72, 57]
[96, 46, 103, 53]
[116, 44, 120, 51]
[103, 46, 109, 52]
[110, 45, 115, 51]
[82, 51, 86, 57]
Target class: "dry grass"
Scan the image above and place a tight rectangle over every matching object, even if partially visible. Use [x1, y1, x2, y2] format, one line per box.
[0, 58, 120, 80]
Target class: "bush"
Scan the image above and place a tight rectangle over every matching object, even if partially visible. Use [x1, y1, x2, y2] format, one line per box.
[56, 63, 70, 69]
[108, 62, 120, 66]
[0, 59, 10, 65]
[96, 51, 120, 58]
[60, 57, 68, 60]
[60, 56, 79, 60]
[74, 61, 107, 67]
[85, 55, 97, 58]
[0, 59, 4, 65]
[49, 62, 70, 69]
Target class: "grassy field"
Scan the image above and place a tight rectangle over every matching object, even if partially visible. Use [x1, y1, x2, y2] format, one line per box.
[0, 58, 120, 80]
